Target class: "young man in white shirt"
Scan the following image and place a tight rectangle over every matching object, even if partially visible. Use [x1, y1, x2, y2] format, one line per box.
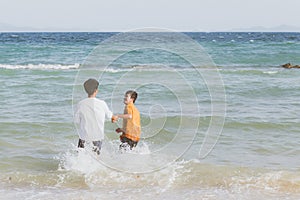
[74, 78, 118, 155]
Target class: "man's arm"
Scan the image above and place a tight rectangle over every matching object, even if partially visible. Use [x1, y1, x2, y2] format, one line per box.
[73, 105, 81, 125]
[117, 113, 132, 119]
[101, 101, 118, 123]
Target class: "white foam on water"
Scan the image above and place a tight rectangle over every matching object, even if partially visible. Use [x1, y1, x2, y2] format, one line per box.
[1, 156, 300, 200]
[0, 63, 80, 70]
[263, 70, 279, 74]
[56, 141, 188, 192]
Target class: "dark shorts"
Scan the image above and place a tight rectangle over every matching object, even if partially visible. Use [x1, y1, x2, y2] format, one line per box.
[78, 139, 102, 155]
[120, 136, 138, 150]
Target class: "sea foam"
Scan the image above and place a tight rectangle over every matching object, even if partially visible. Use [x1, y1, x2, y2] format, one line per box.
[0, 63, 80, 70]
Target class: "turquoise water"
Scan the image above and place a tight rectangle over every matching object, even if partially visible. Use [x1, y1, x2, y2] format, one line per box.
[0, 32, 300, 199]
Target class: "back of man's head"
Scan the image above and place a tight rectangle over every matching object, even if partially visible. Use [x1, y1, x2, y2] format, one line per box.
[84, 78, 99, 96]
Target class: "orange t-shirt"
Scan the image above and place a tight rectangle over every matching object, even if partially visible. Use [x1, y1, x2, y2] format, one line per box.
[122, 102, 141, 142]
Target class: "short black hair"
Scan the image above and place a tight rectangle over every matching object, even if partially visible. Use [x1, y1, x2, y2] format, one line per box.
[84, 78, 99, 96]
[126, 90, 138, 103]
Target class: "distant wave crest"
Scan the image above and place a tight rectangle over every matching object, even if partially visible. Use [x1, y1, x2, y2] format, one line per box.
[0, 63, 80, 70]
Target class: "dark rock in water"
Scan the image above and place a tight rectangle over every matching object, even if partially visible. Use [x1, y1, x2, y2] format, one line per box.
[282, 63, 292, 68]
[282, 63, 300, 69]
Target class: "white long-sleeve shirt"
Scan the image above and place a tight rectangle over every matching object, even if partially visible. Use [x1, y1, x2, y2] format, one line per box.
[74, 97, 113, 141]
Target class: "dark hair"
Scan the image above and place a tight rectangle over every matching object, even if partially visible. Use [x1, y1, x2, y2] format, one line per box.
[84, 78, 99, 96]
[126, 90, 138, 103]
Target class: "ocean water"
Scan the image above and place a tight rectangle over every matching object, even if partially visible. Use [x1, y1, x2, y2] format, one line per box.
[0, 32, 300, 199]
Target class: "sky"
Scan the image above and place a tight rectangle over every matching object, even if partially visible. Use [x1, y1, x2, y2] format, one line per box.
[1, 0, 300, 32]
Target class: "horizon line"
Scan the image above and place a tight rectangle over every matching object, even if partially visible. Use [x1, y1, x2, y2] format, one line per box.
[1, 30, 300, 33]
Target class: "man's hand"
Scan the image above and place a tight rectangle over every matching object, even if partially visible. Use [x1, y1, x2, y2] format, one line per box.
[115, 128, 124, 134]
[111, 115, 118, 123]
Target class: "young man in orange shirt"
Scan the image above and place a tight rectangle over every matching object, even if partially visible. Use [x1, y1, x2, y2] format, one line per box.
[115, 90, 141, 150]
